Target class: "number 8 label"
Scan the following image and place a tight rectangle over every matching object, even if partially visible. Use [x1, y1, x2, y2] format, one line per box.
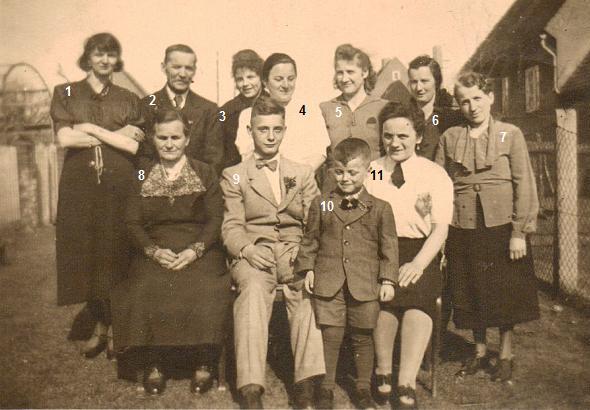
[138, 170, 145, 181]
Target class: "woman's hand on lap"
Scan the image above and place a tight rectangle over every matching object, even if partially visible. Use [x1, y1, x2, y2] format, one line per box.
[398, 261, 424, 287]
[509, 237, 527, 260]
[168, 249, 197, 270]
[154, 248, 178, 268]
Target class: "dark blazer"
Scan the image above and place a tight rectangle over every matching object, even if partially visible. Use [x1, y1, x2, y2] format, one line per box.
[294, 189, 399, 302]
[220, 94, 254, 169]
[139, 87, 224, 174]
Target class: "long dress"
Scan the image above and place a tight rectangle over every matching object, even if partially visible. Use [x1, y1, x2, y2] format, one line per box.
[111, 158, 231, 350]
[50, 80, 144, 306]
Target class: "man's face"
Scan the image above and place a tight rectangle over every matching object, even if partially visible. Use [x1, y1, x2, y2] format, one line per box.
[153, 120, 189, 163]
[333, 156, 369, 195]
[409, 66, 436, 105]
[162, 51, 196, 93]
[455, 85, 494, 127]
[248, 114, 286, 159]
[382, 117, 422, 163]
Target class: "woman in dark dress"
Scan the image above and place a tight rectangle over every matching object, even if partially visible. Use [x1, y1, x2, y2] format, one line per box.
[219, 49, 264, 169]
[366, 102, 454, 408]
[111, 109, 231, 395]
[50, 33, 144, 359]
[435, 72, 539, 384]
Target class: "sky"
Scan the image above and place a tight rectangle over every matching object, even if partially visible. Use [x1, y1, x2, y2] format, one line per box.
[0, 0, 515, 105]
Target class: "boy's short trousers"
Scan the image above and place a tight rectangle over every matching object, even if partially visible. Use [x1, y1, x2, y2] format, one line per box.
[313, 285, 379, 329]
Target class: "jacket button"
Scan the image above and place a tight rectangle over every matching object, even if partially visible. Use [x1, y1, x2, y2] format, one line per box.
[345, 225, 351, 230]
[344, 240, 350, 246]
[343, 258, 349, 263]
[274, 224, 280, 231]
[473, 183, 481, 192]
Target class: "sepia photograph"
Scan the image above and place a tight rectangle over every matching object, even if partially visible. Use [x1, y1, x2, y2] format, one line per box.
[0, 0, 589, 408]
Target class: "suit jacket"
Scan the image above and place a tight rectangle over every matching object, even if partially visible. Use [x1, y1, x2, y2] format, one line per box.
[139, 87, 224, 174]
[294, 189, 399, 302]
[221, 156, 320, 258]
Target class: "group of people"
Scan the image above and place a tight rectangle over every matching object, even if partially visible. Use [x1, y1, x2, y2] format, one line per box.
[50, 32, 540, 410]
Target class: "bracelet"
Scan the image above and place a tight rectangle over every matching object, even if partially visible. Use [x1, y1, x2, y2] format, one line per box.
[188, 242, 206, 258]
[144, 244, 160, 261]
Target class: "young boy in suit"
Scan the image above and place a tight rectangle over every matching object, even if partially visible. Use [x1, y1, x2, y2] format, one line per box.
[294, 138, 399, 409]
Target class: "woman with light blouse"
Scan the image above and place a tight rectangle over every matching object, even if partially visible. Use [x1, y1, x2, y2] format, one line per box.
[366, 101, 453, 408]
[435, 71, 539, 385]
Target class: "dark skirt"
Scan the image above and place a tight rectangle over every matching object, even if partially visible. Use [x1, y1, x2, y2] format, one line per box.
[111, 244, 231, 350]
[381, 237, 441, 318]
[446, 223, 540, 329]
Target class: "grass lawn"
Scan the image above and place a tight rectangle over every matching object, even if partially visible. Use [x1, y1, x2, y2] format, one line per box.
[1, 227, 590, 408]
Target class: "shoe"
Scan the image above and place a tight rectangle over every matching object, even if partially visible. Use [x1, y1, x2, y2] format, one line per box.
[82, 333, 107, 359]
[491, 359, 514, 384]
[455, 355, 489, 378]
[293, 378, 315, 409]
[375, 373, 392, 404]
[316, 387, 334, 409]
[143, 366, 166, 395]
[394, 385, 417, 409]
[239, 384, 263, 409]
[354, 388, 377, 410]
[190, 365, 214, 394]
[106, 326, 115, 361]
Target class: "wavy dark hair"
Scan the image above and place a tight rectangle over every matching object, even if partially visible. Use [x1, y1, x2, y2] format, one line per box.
[378, 101, 425, 156]
[250, 94, 286, 121]
[232, 49, 264, 78]
[78, 32, 123, 72]
[454, 71, 493, 95]
[261, 53, 297, 83]
[333, 138, 371, 166]
[333, 44, 377, 93]
[408, 55, 443, 91]
[153, 108, 190, 135]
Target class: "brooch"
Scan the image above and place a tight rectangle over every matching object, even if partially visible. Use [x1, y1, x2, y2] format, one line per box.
[284, 176, 297, 194]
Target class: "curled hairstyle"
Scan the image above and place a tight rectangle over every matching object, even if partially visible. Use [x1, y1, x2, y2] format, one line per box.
[232, 49, 264, 78]
[261, 53, 297, 83]
[378, 101, 425, 139]
[78, 32, 123, 72]
[454, 71, 493, 95]
[333, 138, 371, 166]
[153, 109, 190, 136]
[334, 44, 377, 93]
[250, 94, 286, 121]
[164, 44, 196, 63]
[408, 55, 443, 91]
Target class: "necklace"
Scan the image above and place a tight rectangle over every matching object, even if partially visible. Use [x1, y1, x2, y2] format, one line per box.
[159, 156, 186, 205]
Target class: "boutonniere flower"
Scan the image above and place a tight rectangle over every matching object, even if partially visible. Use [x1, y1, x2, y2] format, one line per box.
[415, 192, 432, 218]
[284, 176, 297, 194]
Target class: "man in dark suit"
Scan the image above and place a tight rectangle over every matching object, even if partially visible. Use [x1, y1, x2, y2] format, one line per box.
[140, 44, 224, 174]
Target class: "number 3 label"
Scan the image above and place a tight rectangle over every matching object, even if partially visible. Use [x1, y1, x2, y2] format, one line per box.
[219, 111, 226, 121]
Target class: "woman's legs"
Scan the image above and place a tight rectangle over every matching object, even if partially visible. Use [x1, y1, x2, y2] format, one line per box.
[473, 328, 487, 357]
[499, 326, 513, 360]
[398, 309, 433, 390]
[374, 310, 400, 394]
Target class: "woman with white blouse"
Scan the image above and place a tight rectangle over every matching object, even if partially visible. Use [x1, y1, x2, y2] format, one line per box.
[235, 53, 329, 170]
[365, 101, 453, 409]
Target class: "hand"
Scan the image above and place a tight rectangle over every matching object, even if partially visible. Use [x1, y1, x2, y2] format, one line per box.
[168, 249, 197, 271]
[73, 123, 97, 135]
[398, 260, 425, 288]
[509, 237, 527, 260]
[117, 124, 145, 142]
[379, 283, 395, 302]
[304, 270, 315, 294]
[243, 244, 276, 271]
[153, 248, 178, 268]
[88, 136, 102, 146]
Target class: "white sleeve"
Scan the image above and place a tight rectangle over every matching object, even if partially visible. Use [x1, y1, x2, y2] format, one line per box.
[430, 166, 454, 225]
[235, 108, 254, 160]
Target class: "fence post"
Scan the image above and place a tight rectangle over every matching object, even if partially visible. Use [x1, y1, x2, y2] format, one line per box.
[555, 108, 578, 294]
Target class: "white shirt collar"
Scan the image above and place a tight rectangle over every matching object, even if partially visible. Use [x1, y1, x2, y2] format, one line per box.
[165, 85, 189, 107]
[383, 152, 419, 173]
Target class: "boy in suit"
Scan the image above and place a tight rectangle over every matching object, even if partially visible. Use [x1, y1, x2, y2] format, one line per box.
[221, 95, 325, 409]
[295, 138, 399, 409]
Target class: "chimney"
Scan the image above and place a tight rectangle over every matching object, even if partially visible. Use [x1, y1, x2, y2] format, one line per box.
[433, 45, 443, 66]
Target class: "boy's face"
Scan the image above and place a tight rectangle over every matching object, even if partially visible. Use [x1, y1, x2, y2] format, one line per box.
[248, 113, 286, 159]
[333, 156, 369, 195]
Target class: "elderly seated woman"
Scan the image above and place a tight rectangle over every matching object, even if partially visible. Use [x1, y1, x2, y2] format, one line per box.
[111, 109, 231, 395]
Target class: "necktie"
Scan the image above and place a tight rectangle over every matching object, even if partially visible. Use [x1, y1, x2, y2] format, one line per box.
[391, 162, 405, 188]
[255, 159, 278, 171]
[340, 198, 359, 211]
[174, 94, 183, 109]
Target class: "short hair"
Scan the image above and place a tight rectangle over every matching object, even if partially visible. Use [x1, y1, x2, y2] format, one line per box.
[232, 49, 264, 78]
[378, 101, 425, 139]
[153, 109, 189, 135]
[78, 33, 123, 72]
[250, 94, 285, 121]
[164, 44, 196, 63]
[454, 71, 493, 95]
[333, 44, 377, 93]
[333, 138, 371, 166]
[261, 53, 297, 83]
[408, 55, 442, 91]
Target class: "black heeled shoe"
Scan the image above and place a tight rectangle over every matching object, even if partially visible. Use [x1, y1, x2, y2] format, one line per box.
[394, 385, 417, 409]
[375, 373, 393, 404]
[190, 365, 213, 394]
[455, 355, 490, 378]
[82, 333, 108, 359]
[491, 359, 514, 384]
[143, 366, 166, 395]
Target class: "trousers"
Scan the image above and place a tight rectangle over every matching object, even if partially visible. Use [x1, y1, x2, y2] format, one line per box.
[231, 241, 325, 389]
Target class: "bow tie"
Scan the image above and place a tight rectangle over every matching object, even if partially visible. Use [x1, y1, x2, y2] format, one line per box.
[340, 198, 359, 210]
[255, 159, 278, 171]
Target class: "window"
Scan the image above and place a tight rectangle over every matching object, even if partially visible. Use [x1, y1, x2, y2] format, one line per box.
[392, 70, 400, 81]
[525, 65, 540, 113]
[502, 77, 510, 114]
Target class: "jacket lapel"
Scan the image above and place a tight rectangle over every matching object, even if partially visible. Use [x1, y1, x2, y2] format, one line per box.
[278, 158, 298, 211]
[247, 158, 279, 207]
[331, 189, 373, 225]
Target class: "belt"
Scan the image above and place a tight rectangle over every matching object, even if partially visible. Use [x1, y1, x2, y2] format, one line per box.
[88, 146, 104, 184]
